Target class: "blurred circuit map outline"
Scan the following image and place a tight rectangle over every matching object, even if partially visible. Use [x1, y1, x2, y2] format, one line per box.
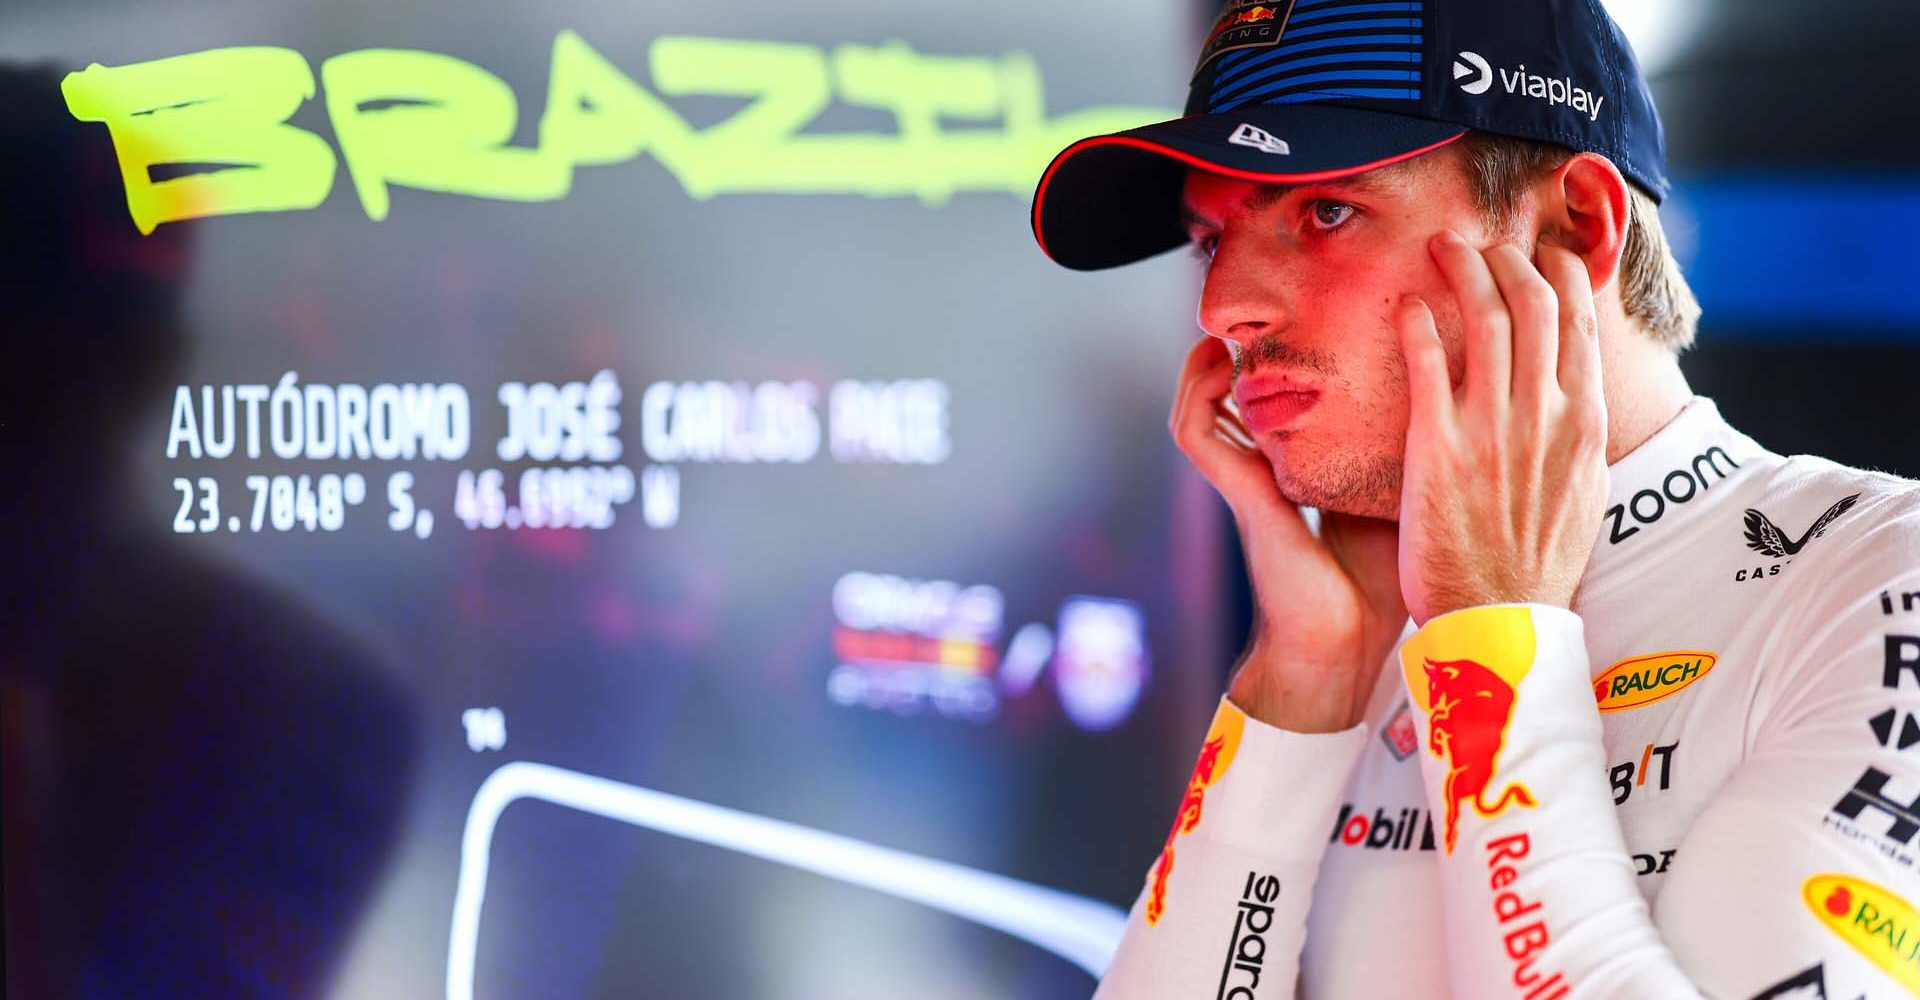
[446, 761, 1129, 1000]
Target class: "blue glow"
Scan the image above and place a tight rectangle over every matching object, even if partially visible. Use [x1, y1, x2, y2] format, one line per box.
[1669, 174, 1920, 336]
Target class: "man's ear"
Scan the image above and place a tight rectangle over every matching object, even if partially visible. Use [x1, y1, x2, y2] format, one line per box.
[1540, 152, 1630, 292]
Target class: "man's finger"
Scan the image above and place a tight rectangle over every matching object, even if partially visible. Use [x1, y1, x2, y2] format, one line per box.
[1171, 337, 1242, 461]
[1484, 243, 1560, 407]
[1535, 244, 1601, 403]
[1321, 511, 1406, 619]
[1394, 294, 1452, 431]
[1169, 335, 1221, 439]
[1215, 412, 1258, 452]
[1428, 229, 1510, 404]
[1171, 339, 1289, 503]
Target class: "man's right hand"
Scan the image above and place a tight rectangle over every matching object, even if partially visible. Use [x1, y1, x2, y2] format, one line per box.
[1171, 336, 1409, 733]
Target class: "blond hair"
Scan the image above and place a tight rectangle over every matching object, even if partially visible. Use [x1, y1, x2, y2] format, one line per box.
[1456, 132, 1700, 351]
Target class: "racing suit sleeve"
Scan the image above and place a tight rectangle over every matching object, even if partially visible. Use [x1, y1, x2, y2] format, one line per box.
[1093, 695, 1368, 999]
[1397, 534, 1920, 998]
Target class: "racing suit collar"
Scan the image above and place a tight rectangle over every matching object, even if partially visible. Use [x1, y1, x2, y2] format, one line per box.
[1578, 396, 1769, 596]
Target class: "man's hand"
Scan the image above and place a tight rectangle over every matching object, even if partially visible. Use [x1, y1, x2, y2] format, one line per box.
[1171, 336, 1408, 733]
[1392, 232, 1609, 626]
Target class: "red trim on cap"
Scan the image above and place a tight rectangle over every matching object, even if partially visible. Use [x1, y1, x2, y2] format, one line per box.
[1032, 129, 1467, 265]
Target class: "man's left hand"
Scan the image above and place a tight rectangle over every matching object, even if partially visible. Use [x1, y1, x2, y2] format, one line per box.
[1392, 230, 1609, 626]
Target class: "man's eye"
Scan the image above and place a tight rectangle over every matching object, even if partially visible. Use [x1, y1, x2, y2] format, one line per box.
[1188, 234, 1220, 262]
[1308, 201, 1356, 231]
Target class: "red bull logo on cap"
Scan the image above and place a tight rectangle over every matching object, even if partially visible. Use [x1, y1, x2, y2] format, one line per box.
[1194, 0, 1299, 78]
[1399, 606, 1542, 855]
[1146, 700, 1244, 925]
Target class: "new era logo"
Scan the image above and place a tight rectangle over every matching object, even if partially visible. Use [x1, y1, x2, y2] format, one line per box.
[1228, 123, 1290, 155]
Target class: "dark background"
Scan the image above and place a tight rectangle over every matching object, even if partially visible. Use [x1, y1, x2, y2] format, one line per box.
[3, 1, 1916, 999]
[0, 1, 1218, 997]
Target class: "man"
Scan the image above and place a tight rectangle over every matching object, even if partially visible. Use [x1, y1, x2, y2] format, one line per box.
[1029, 2, 1920, 998]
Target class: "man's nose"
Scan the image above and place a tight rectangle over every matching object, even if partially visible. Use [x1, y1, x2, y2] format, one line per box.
[1195, 236, 1292, 345]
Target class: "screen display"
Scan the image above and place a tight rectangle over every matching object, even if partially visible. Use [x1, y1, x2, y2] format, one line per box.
[0, 2, 1230, 997]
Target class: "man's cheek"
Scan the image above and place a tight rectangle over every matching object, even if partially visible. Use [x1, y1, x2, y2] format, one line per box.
[1381, 281, 1468, 392]
[1425, 300, 1470, 391]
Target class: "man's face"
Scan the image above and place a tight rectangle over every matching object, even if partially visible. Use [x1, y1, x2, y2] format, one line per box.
[1181, 145, 1518, 520]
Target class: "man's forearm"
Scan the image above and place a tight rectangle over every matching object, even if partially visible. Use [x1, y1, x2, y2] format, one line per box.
[1228, 641, 1385, 735]
[1397, 604, 1701, 999]
[1095, 696, 1369, 999]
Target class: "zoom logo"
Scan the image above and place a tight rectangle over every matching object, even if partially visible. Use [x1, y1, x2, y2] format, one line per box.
[1452, 51, 1493, 95]
[1606, 446, 1740, 545]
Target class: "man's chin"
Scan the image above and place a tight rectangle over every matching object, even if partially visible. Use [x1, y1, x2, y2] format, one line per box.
[1282, 489, 1402, 523]
[1269, 460, 1402, 522]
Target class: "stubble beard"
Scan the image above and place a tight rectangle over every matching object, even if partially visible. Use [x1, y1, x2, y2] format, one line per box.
[1235, 331, 1409, 522]
[1267, 442, 1403, 521]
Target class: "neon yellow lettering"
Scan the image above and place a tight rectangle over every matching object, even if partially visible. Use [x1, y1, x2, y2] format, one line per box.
[65, 35, 1175, 228]
[648, 36, 832, 200]
[60, 47, 335, 234]
[322, 48, 568, 220]
[834, 41, 1001, 205]
[539, 30, 695, 173]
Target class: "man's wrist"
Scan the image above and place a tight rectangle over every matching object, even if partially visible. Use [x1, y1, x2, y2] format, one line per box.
[1227, 648, 1371, 734]
[1421, 587, 1577, 625]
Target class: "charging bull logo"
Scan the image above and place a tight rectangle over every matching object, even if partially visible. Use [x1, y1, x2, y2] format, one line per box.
[1201, 3, 1281, 49]
[1194, 0, 1299, 78]
[1399, 606, 1542, 855]
[1146, 701, 1244, 925]
[1421, 657, 1536, 854]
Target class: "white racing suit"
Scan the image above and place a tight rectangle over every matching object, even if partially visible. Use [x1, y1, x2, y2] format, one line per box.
[1097, 397, 1920, 999]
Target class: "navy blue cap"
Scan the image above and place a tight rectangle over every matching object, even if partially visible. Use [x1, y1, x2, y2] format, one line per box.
[1033, 0, 1669, 270]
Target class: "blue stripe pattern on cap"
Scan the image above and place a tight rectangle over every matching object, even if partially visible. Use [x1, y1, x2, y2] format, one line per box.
[1207, 0, 1424, 112]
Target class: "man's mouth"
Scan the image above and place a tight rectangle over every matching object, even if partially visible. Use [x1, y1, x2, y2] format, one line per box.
[1234, 375, 1321, 435]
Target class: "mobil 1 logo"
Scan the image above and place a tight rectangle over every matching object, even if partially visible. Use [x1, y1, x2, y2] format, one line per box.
[1607, 447, 1740, 545]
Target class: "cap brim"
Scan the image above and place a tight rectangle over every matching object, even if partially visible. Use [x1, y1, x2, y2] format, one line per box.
[1031, 105, 1467, 271]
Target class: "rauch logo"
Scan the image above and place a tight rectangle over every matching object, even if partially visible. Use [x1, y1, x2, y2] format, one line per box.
[1592, 651, 1717, 712]
[1802, 872, 1920, 992]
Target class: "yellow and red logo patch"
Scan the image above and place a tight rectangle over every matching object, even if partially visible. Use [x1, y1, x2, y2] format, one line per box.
[1400, 606, 1540, 855]
[1803, 873, 1920, 992]
[1591, 651, 1716, 712]
[1145, 700, 1244, 925]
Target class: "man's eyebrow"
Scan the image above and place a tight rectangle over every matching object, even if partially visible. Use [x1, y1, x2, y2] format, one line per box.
[1178, 183, 1296, 231]
[1178, 173, 1381, 230]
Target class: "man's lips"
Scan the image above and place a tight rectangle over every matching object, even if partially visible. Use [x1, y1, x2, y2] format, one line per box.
[1234, 376, 1321, 435]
